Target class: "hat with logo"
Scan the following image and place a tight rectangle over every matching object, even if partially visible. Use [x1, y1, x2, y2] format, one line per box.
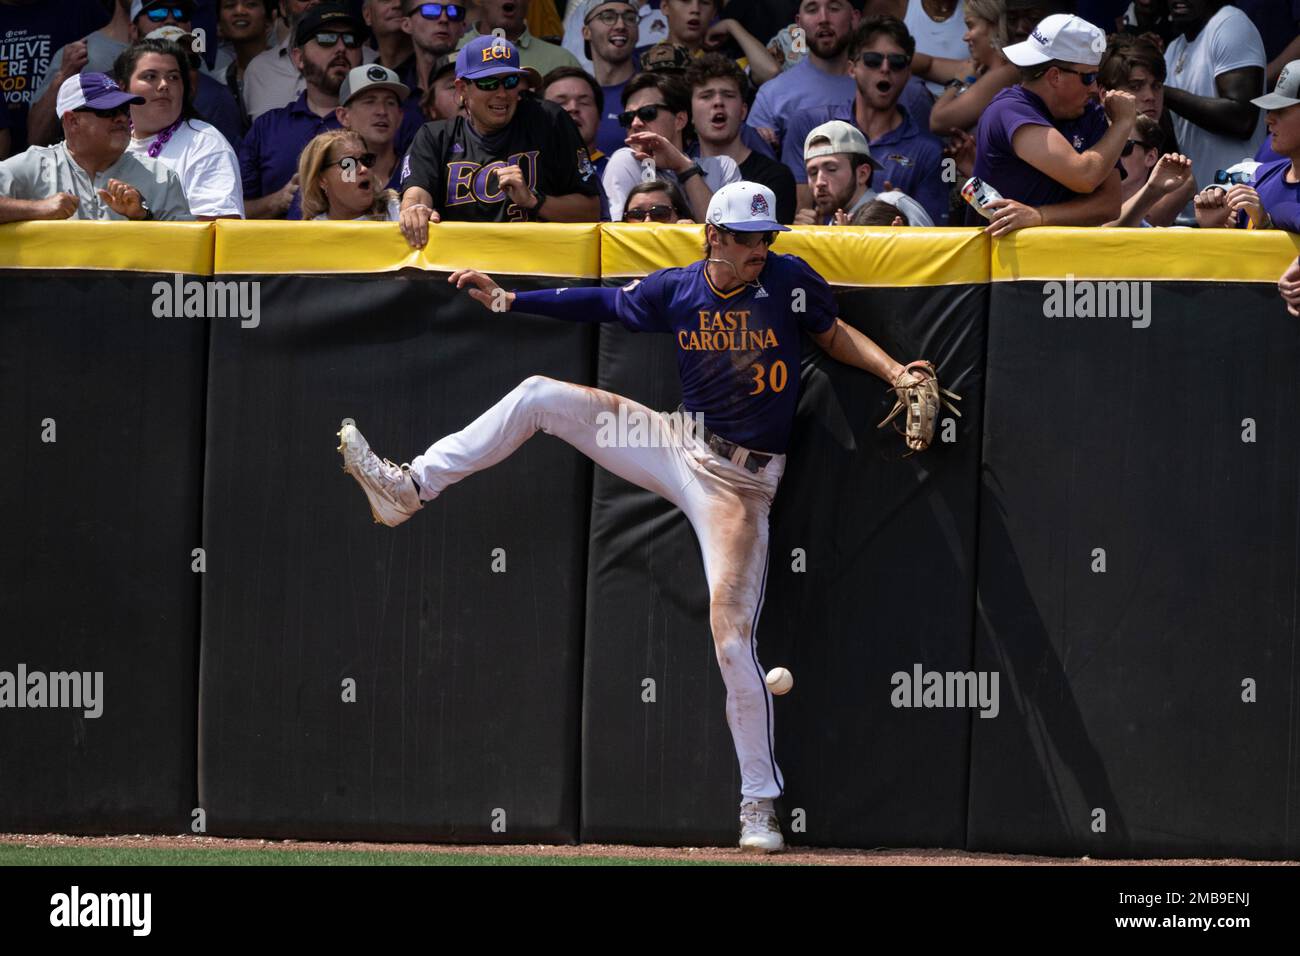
[456, 35, 530, 80]
[294, 2, 363, 48]
[705, 181, 790, 232]
[1002, 13, 1106, 68]
[55, 72, 145, 119]
[1253, 60, 1300, 110]
[130, 0, 195, 19]
[803, 119, 883, 170]
[340, 64, 410, 105]
[145, 25, 203, 67]
[641, 42, 692, 74]
[583, 0, 638, 20]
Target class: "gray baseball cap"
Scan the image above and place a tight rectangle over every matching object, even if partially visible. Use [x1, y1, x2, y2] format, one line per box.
[340, 64, 410, 106]
[1253, 60, 1300, 110]
[803, 120, 883, 170]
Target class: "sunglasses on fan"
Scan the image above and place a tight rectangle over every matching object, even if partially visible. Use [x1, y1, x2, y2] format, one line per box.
[471, 74, 523, 92]
[415, 3, 466, 21]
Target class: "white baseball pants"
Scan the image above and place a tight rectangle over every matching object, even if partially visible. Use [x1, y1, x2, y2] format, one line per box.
[409, 375, 786, 801]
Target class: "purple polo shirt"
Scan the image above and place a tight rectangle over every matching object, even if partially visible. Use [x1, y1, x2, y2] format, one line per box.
[1254, 157, 1300, 232]
[238, 91, 343, 204]
[781, 101, 947, 224]
[973, 84, 1111, 209]
[1256, 137, 1281, 163]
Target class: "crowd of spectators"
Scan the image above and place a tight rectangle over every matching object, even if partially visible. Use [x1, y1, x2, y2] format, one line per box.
[0, 0, 1297, 242]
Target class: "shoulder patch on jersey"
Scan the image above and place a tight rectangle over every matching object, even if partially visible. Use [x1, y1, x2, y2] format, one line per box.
[577, 149, 595, 182]
[400, 154, 411, 181]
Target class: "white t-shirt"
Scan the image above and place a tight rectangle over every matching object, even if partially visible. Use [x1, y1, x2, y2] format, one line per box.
[1164, 5, 1267, 190]
[903, 0, 968, 96]
[126, 119, 245, 219]
[313, 196, 402, 221]
[601, 148, 740, 221]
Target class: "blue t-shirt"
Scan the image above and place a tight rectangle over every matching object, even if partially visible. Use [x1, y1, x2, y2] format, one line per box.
[239, 91, 343, 204]
[614, 253, 837, 453]
[1255, 157, 1300, 231]
[781, 101, 947, 224]
[973, 84, 1111, 209]
[747, 58, 858, 152]
[0, 0, 110, 152]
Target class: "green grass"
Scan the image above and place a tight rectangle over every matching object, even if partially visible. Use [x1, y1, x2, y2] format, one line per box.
[0, 845, 745, 866]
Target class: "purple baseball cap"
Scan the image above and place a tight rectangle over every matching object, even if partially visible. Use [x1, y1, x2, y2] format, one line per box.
[55, 72, 145, 119]
[456, 35, 529, 80]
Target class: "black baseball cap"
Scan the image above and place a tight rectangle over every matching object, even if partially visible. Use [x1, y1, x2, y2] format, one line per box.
[294, 2, 363, 48]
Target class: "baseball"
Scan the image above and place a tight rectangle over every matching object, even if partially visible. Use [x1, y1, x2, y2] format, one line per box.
[766, 667, 793, 695]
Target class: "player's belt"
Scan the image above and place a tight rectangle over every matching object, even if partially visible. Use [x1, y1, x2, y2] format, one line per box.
[680, 406, 772, 474]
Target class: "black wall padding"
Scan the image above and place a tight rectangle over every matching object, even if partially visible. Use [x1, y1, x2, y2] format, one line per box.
[970, 280, 1300, 859]
[581, 283, 987, 847]
[0, 271, 204, 832]
[198, 272, 596, 842]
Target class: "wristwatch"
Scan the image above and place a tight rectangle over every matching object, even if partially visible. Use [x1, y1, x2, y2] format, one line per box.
[137, 197, 154, 221]
[678, 162, 704, 183]
[528, 187, 548, 213]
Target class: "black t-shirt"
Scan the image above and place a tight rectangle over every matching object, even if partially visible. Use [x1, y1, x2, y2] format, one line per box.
[399, 97, 600, 222]
[739, 150, 797, 225]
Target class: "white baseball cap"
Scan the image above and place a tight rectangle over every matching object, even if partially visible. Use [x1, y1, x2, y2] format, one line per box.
[1002, 13, 1106, 68]
[1253, 59, 1300, 109]
[705, 181, 789, 232]
[876, 190, 935, 228]
[803, 120, 883, 170]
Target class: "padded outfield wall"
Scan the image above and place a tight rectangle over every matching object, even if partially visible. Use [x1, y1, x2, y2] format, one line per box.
[0, 221, 1297, 858]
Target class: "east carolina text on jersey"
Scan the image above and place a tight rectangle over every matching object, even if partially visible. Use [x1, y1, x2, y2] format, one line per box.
[614, 253, 837, 454]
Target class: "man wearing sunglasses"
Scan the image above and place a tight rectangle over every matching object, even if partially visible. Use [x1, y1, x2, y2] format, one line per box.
[781, 17, 946, 225]
[239, 3, 363, 217]
[244, 0, 382, 121]
[971, 13, 1135, 235]
[398, 35, 599, 239]
[0, 71, 191, 222]
[401, 0, 468, 102]
[339, 180, 931, 853]
[454, 0, 582, 79]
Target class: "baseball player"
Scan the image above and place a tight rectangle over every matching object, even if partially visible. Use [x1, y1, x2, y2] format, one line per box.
[338, 181, 955, 852]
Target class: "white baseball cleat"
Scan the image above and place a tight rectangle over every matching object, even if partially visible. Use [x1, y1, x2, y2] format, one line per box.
[738, 798, 785, 853]
[337, 422, 423, 527]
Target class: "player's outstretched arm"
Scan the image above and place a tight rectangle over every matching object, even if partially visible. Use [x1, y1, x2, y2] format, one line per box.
[449, 270, 515, 312]
[811, 318, 907, 384]
[449, 271, 627, 322]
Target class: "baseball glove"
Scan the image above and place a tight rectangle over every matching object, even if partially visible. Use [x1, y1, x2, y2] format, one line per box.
[877, 360, 962, 455]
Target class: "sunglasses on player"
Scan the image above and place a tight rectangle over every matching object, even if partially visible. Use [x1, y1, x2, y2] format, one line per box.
[143, 5, 191, 22]
[1055, 65, 1098, 86]
[415, 3, 466, 21]
[617, 103, 667, 128]
[624, 204, 676, 222]
[717, 226, 776, 247]
[313, 32, 362, 49]
[860, 52, 910, 70]
[328, 152, 377, 171]
[471, 74, 522, 91]
[75, 104, 131, 119]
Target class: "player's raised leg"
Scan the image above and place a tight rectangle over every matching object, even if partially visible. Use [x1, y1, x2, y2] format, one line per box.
[339, 378, 696, 525]
[680, 454, 788, 853]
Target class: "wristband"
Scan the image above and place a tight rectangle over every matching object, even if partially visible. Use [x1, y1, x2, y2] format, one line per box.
[678, 163, 704, 183]
[528, 188, 547, 213]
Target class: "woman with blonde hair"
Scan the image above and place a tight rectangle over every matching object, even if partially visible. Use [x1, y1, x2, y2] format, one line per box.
[924, 0, 1017, 141]
[297, 130, 400, 222]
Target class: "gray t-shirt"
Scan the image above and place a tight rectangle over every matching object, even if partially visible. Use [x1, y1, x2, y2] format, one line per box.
[0, 142, 193, 220]
[33, 33, 130, 103]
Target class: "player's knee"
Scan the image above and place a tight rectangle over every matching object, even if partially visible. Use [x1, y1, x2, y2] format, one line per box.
[515, 374, 558, 406]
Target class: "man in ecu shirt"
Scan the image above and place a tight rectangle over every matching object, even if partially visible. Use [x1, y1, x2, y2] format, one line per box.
[397, 33, 600, 243]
